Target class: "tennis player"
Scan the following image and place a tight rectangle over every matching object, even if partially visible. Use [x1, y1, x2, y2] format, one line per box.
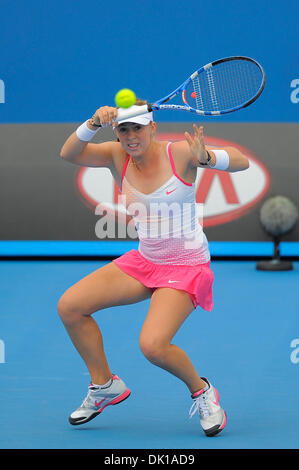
[58, 100, 249, 436]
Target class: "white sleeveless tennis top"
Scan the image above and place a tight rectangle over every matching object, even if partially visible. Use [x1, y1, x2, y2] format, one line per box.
[120, 142, 210, 265]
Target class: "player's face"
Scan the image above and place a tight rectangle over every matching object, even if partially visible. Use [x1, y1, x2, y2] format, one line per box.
[115, 122, 155, 155]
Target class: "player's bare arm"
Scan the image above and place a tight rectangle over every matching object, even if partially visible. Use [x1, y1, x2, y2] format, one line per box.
[60, 106, 119, 168]
[176, 124, 249, 172]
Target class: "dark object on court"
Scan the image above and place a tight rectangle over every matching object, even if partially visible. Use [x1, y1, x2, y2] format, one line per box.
[256, 195, 298, 271]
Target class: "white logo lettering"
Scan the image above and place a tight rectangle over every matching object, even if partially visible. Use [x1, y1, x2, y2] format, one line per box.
[290, 79, 299, 104]
[0, 339, 5, 363]
[0, 80, 5, 104]
[290, 339, 299, 364]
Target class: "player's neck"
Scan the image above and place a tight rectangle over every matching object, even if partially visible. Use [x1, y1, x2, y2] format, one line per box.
[131, 140, 161, 170]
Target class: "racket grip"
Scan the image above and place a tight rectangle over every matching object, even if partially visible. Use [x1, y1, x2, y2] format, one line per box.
[116, 104, 151, 122]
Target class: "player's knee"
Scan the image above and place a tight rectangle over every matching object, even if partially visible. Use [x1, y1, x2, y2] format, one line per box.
[139, 336, 168, 365]
[57, 293, 82, 325]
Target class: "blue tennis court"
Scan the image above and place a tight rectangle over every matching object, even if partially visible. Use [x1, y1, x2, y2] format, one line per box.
[1, 259, 298, 449]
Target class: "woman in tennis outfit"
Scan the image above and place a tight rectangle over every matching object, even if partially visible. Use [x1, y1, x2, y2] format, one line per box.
[58, 101, 249, 436]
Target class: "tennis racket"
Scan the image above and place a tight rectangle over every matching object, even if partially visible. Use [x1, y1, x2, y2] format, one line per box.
[116, 56, 265, 121]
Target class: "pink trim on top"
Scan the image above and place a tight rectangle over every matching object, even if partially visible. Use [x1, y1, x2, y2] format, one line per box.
[167, 142, 193, 187]
[120, 155, 130, 191]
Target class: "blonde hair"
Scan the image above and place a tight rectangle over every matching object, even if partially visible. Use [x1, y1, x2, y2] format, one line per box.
[134, 98, 148, 106]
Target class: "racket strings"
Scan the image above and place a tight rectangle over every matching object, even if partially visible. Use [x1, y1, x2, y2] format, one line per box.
[192, 78, 204, 110]
[187, 60, 263, 112]
[206, 68, 219, 110]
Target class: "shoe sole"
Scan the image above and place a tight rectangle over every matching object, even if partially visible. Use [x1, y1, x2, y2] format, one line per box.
[204, 410, 227, 437]
[69, 389, 131, 426]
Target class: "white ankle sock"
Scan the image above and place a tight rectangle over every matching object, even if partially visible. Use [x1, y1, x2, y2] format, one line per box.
[202, 379, 210, 392]
[91, 378, 113, 389]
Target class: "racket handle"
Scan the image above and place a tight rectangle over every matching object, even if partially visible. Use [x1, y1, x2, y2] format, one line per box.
[116, 104, 152, 122]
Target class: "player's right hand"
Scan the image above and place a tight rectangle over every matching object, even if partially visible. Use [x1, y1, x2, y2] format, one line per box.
[91, 106, 118, 127]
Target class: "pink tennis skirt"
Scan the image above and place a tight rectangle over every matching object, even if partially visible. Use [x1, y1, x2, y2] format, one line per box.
[113, 249, 214, 311]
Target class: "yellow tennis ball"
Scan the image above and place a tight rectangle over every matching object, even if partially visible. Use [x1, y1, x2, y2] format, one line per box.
[115, 88, 136, 108]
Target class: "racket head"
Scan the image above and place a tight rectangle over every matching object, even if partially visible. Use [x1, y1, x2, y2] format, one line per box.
[181, 56, 266, 115]
[115, 56, 266, 121]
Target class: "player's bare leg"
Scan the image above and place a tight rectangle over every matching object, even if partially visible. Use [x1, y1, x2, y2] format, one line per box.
[57, 262, 152, 385]
[139, 287, 206, 393]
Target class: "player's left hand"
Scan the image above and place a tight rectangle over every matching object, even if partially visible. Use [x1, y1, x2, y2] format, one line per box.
[184, 124, 209, 165]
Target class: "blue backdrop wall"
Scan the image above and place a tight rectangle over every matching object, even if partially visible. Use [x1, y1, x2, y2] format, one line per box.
[1, 0, 298, 123]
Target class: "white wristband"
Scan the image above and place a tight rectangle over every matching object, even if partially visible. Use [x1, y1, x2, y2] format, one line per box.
[209, 149, 230, 170]
[76, 120, 100, 142]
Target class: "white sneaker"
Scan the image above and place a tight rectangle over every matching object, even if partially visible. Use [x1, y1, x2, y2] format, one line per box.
[69, 374, 131, 425]
[189, 377, 227, 436]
